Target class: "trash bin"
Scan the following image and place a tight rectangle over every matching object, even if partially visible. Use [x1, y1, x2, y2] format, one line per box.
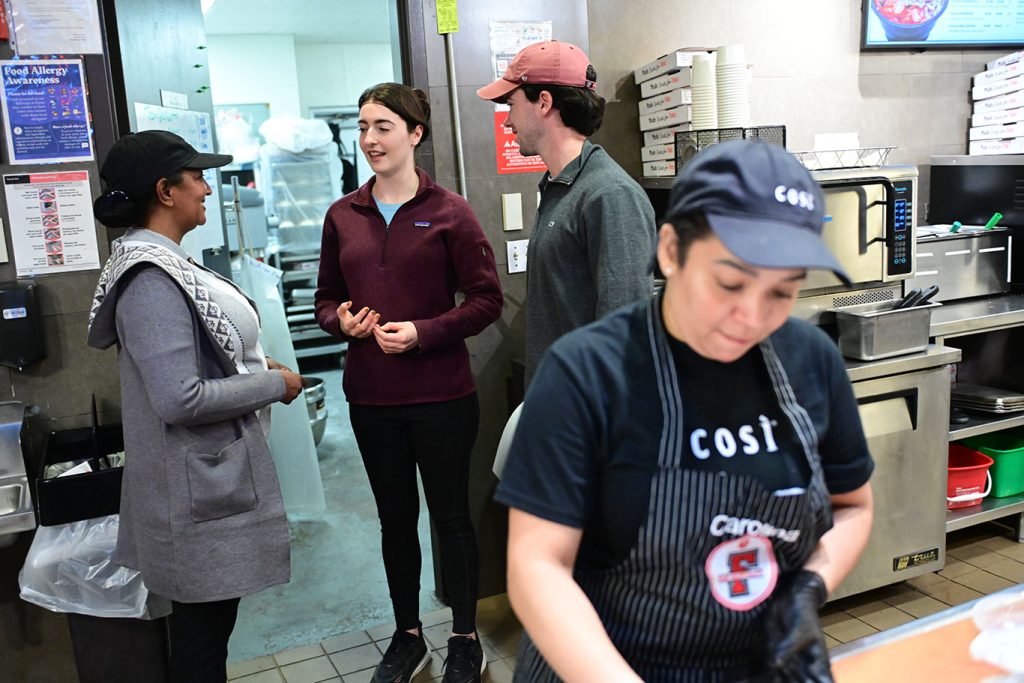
[22, 406, 171, 682]
[67, 613, 170, 683]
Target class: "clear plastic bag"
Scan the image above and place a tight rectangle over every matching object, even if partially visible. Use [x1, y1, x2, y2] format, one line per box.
[18, 515, 170, 619]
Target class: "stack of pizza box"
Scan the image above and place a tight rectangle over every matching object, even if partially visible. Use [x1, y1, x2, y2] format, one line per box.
[634, 49, 710, 177]
[969, 50, 1024, 156]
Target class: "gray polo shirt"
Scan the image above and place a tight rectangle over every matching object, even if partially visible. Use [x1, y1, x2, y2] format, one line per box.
[525, 140, 656, 384]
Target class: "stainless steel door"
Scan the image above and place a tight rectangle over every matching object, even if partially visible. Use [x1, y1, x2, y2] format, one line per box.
[804, 181, 890, 291]
[831, 364, 951, 600]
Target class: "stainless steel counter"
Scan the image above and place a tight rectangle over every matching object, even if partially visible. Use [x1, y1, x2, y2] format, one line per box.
[931, 293, 1024, 338]
[844, 344, 961, 383]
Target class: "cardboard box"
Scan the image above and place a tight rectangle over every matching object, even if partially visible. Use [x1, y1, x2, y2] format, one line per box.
[639, 69, 693, 99]
[969, 137, 1024, 156]
[641, 143, 675, 162]
[974, 89, 1024, 114]
[643, 123, 692, 147]
[969, 122, 1024, 141]
[972, 73, 1024, 101]
[975, 60, 1024, 86]
[639, 105, 692, 132]
[638, 88, 693, 116]
[987, 50, 1024, 71]
[643, 160, 676, 177]
[634, 49, 711, 84]
[972, 106, 1024, 127]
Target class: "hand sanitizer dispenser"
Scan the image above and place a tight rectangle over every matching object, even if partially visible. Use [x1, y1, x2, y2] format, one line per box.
[0, 282, 46, 370]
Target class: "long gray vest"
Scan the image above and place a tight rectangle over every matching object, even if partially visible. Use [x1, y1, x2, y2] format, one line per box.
[88, 238, 290, 602]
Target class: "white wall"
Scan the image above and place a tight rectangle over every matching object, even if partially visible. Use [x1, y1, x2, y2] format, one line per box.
[588, 0, 1011, 215]
[295, 42, 396, 114]
[207, 34, 303, 117]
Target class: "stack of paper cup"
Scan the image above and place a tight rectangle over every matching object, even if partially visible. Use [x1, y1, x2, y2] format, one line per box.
[716, 44, 750, 128]
[691, 52, 718, 130]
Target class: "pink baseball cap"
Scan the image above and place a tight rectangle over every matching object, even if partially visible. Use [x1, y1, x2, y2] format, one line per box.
[476, 40, 597, 102]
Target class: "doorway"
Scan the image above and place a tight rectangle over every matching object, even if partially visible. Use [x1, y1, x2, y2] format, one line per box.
[200, 0, 443, 661]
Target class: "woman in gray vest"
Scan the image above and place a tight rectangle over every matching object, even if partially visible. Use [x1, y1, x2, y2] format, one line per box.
[88, 130, 304, 682]
[496, 141, 875, 682]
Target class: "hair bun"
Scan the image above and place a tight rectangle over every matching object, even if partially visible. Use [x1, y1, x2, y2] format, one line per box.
[93, 190, 138, 228]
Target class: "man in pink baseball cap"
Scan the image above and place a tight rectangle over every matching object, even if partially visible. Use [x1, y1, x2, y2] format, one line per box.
[477, 41, 656, 386]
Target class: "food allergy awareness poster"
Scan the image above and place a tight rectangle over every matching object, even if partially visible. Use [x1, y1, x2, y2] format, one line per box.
[490, 21, 551, 175]
[0, 59, 94, 164]
[3, 170, 100, 276]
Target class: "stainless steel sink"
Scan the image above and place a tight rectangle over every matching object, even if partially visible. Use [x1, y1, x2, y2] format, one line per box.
[0, 402, 34, 547]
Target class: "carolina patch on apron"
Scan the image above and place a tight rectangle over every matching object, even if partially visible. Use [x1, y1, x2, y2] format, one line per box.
[704, 534, 779, 611]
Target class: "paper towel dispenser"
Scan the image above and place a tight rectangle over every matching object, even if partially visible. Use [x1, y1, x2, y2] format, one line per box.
[0, 281, 46, 370]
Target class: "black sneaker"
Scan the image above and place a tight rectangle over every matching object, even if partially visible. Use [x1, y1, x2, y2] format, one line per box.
[371, 630, 429, 683]
[442, 634, 485, 683]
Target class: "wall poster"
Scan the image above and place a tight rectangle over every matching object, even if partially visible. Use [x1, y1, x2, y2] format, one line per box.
[489, 21, 551, 175]
[2, 170, 100, 276]
[7, 0, 104, 55]
[0, 58, 93, 164]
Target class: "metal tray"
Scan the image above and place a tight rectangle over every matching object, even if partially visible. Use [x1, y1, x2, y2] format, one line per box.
[833, 300, 940, 361]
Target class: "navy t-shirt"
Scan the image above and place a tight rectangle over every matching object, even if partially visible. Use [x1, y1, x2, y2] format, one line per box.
[495, 300, 874, 570]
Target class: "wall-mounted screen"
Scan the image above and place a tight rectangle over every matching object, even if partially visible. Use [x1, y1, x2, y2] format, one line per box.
[862, 0, 1024, 50]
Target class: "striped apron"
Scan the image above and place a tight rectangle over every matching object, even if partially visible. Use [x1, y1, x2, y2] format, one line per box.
[514, 297, 834, 682]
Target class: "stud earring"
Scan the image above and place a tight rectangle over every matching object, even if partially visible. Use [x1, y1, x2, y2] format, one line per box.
[663, 266, 673, 276]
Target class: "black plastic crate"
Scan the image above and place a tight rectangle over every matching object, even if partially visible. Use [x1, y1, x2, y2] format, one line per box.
[674, 125, 787, 168]
[35, 422, 123, 526]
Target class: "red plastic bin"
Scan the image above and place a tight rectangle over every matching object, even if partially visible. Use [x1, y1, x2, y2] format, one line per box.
[947, 444, 993, 510]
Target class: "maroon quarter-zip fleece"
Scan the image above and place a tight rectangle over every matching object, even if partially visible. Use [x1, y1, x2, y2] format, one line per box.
[315, 169, 503, 405]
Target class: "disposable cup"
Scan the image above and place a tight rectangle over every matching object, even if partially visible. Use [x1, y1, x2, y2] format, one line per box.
[692, 53, 717, 87]
[716, 44, 746, 66]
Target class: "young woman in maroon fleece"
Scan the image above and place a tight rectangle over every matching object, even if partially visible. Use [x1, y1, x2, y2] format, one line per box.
[314, 83, 502, 683]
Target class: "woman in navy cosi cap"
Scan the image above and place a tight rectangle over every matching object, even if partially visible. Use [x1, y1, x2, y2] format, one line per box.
[496, 140, 875, 682]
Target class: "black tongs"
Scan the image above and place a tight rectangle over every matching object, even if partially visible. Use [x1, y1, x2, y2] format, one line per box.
[893, 284, 940, 309]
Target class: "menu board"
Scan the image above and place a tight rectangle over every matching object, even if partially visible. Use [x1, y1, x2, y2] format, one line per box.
[864, 0, 1024, 48]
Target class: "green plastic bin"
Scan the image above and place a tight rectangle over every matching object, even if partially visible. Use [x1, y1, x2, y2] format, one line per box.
[962, 429, 1024, 498]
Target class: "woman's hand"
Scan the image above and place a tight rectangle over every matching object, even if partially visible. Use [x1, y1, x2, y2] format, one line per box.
[373, 321, 419, 354]
[280, 369, 304, 404]
[266, 357, 291, 372]
[337, 301, 380, 338]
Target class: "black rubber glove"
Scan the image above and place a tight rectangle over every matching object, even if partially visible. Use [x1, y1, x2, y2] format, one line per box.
[764, 569, 834, 683]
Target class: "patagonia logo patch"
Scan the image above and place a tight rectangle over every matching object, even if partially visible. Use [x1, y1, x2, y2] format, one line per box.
[414, 221, 431, 228]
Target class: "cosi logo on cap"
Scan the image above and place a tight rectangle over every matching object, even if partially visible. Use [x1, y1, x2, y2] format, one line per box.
[774, 185, 816, 212]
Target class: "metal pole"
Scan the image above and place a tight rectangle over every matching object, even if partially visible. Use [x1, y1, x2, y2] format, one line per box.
[445, 31, 467, 198]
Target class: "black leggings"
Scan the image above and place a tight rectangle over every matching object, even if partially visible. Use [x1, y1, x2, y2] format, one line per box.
[349, 393, 480, 634]
[168, 597, 240, 682]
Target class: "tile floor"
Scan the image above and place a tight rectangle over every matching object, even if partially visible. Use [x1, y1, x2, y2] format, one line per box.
[227, 522, 1024, 683]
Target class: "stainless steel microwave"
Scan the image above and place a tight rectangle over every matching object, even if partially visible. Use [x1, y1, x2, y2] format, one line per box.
[802, 165, 918, 293]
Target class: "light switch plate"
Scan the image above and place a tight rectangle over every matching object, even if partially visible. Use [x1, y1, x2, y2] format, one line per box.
[501, 193, 523, 231]
[507, 239, 528, 274]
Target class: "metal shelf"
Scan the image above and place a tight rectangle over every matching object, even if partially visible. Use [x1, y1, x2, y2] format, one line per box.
[946, 491, 1024, 532]
[950, 412, 1024, 441]
[637, 176, 674, 190]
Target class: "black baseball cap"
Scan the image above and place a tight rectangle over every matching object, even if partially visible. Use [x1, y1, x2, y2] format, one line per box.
[665, 140, 849, 285]
[100, 130, 232, 194]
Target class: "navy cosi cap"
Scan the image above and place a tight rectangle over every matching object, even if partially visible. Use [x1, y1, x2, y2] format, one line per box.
[665, 140, 850, 285]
